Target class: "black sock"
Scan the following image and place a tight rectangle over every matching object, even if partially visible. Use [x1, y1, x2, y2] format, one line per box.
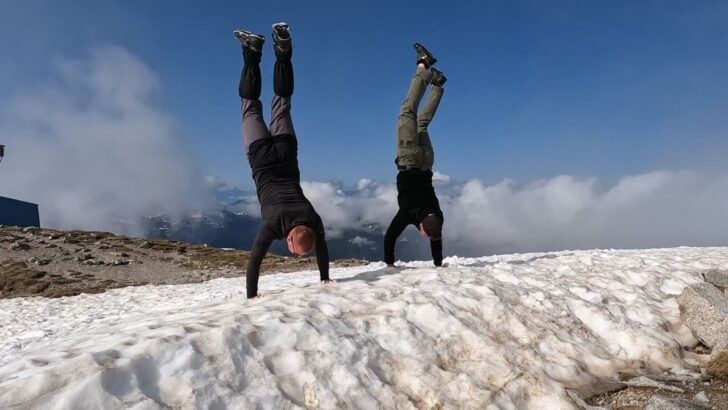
[239, 47, 262, 100]
[273, 57, 294, 98]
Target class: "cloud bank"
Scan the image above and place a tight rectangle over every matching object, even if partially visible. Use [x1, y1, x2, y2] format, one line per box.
[0, 46, 208, 235]
[298, 171, 728, 257]
[1, 48, 726, 257]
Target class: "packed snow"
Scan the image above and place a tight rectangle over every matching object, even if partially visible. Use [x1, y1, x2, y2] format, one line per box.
[1, 247, 727, 409]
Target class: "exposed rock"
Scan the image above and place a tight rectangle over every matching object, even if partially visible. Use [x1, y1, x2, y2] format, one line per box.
[10, 241, 30, 251]
[702, 268, 728, 289]
[30, 258, 51, 266]
[111, 259, 130, 266]
[711, 340, 728, 360]
[692, 391, 709, 403]
[75, 253, 94, 262]
[677, 283, 728, 348]
[334, 258, 371, 267]
[707, 349, 728, 378]
[646, 373, 711, 384]
[625, 376, 685, 393]
[645, 395, 711, 410]
[566, 389, 609, 410]
[138, 241, 152, 249]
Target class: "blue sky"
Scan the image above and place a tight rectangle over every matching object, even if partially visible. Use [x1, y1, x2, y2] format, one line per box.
[2, 0, 727, 191]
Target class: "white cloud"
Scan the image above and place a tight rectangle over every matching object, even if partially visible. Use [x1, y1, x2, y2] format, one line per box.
[432, 171, 451, 184]
[204, 176, 229, 191]
[0, 46, 209, 235]
[357, 178, 374, 190]
[297, 170, 728, 256]
[349, 236, 375, 247]
[2, 47, 726, 256]
[300, 181, 398, 238]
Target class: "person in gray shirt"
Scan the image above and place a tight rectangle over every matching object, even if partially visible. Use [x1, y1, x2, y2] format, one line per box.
[234, 23, 333, 298]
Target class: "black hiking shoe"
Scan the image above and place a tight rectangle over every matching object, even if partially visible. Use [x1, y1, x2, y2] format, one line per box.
[430, 67, 447, 87]
[272, 22, 292, 55]
[233, 29, 265, 53]
[414, 43, 437, 68]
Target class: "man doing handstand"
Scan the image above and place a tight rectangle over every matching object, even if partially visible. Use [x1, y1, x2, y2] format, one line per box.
[234, 23, 333, 298]
[384, 43, 447, 267]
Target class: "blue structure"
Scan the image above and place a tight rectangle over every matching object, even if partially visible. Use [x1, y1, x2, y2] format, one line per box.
[0, 196, 40, 227]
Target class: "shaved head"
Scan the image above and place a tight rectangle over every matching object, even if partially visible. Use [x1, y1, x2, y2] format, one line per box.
[287, 225, 316, 256]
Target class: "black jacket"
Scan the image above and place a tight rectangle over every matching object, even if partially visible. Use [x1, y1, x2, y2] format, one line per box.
[246, 134, 329, 298]
[384, 169, 443, 266]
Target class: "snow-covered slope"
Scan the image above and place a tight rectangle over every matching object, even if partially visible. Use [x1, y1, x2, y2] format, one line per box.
[1, 248, 727, 409]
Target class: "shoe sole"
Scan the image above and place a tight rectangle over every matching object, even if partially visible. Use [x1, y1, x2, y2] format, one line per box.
[271, 22, 291, 42]
[233, 30, 264, 41]
[414, 43, 437, 66]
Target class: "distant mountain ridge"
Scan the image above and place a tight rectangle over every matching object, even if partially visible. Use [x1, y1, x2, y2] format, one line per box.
[140, 179, 442, 263]
[143, 210, 436, 263]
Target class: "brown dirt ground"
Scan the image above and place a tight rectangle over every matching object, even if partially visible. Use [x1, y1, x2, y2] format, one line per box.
[0, 225, 367, 299]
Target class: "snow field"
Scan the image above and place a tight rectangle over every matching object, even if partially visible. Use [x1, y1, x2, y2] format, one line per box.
[1, 247, 727, 409]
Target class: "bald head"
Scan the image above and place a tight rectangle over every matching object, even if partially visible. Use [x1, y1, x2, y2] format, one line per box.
[287, 225, 316, 256]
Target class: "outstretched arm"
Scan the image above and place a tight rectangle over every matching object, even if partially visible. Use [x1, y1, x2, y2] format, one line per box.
[246, 226, 274, 298]
[384, 211, 409, 265]
[430, 238, 443, 267]
[315, 232, 330, 281]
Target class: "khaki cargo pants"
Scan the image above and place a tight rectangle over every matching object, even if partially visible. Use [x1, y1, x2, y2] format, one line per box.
[396, 67, 444, 171]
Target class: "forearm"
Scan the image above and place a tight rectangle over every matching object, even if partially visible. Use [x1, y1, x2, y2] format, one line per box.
[246, 229, 273, 298]
[315, 235, 330, 281]
[384, 233, 397, 265]
[431, 239, 443, 266]
[384, 215, 407, 264]
[246, 255, 263, 298]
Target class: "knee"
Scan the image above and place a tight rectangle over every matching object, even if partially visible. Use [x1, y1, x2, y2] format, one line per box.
[398, 110, 417, 122]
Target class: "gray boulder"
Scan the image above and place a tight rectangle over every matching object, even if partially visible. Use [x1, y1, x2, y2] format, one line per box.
[711, 340, 728, 361]
[677, 283, 728, 348]
[645, 395, 710, 410]
[565, 389, 609, 410]
[625, 376, 684, 393]
[702, 268, 728, 289]
[10, 241, 30, 251]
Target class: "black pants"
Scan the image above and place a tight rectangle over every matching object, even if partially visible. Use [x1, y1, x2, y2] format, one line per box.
[239, 47, 296, 155]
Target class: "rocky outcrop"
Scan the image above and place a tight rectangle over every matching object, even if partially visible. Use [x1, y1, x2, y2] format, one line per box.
[702, 268, 728, 289]
[645, 395, 711, 410]
[677, 282, 728, 348]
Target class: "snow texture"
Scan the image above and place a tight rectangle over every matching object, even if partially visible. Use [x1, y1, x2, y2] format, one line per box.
[1, 247, 727, 409]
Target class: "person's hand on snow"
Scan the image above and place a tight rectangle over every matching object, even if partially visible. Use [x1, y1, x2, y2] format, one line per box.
[322, 279, 336, 285]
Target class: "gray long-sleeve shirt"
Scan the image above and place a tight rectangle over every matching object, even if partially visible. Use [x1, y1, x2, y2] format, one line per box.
[245, 134, 330, 298]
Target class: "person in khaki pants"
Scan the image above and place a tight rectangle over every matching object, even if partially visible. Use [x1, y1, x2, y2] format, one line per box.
[385, 43, 447, 268]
